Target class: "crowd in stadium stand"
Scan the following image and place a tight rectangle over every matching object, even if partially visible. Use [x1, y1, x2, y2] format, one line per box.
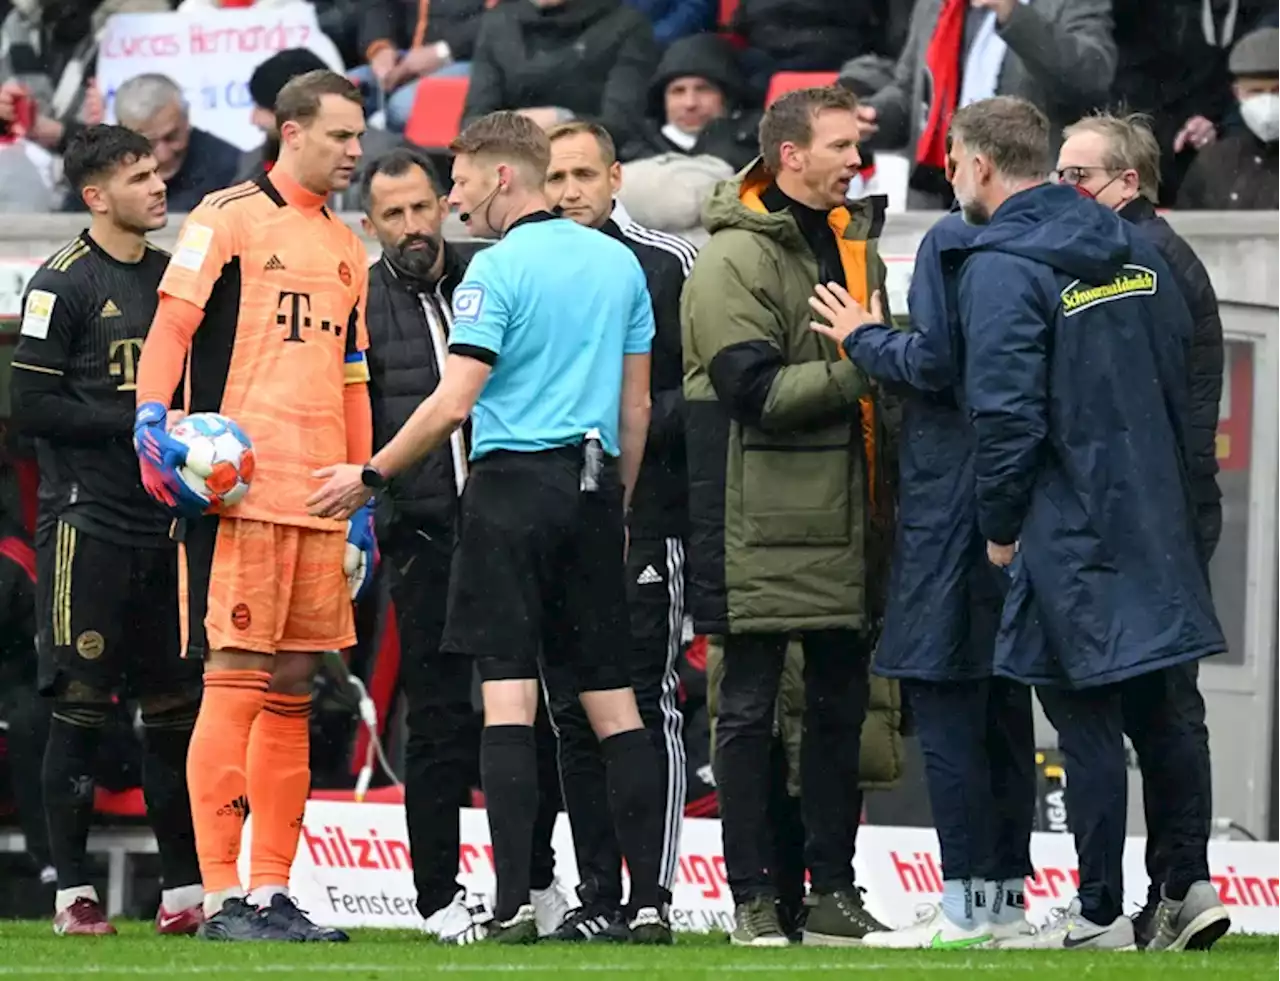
[0, 0, 1275, 221]
[0, 0, 1274, 921]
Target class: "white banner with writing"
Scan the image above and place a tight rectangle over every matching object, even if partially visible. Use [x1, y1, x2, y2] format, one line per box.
[97, 5, 343, 152]
[239, 801, 1280, 935]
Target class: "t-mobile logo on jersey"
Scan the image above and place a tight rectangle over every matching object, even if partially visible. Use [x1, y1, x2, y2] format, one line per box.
[276, 291, 343, 343]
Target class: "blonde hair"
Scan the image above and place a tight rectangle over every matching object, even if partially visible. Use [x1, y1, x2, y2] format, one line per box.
[1062, 111, 1162, 203]
[450, 111, 551, 179]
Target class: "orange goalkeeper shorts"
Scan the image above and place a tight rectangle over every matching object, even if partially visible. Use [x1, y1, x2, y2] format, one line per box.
[179, 516, 353, 657]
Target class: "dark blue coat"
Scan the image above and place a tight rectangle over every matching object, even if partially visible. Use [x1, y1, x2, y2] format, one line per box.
[959, 184, 1224, 689]
[844, 214, 1006, 682]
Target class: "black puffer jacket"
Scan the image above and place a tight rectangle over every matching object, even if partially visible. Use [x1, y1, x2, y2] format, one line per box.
[732, 0, 892, 72]
[463, 0, 657, 148]
[365, 243, 482, 540]
[620, 32, 760, 169]
[1119, 197, 1224, 564]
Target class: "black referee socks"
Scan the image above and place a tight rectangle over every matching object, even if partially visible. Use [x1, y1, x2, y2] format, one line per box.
[481, 725, 539, 922]
[602, 728, 665, 912]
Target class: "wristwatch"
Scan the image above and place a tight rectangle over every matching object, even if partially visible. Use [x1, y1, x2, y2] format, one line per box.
[361, 463, 387, 490]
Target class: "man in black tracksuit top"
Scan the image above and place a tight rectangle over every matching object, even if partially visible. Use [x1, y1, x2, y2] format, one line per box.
[543, 121, 695, 939]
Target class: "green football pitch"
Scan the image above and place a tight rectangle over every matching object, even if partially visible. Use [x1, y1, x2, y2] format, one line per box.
[0, 923, 1273, 981]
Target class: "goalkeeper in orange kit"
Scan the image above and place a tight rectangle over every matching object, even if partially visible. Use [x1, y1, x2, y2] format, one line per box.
[133, 70, 375, 942]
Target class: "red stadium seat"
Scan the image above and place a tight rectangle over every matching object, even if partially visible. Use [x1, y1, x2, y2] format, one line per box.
[764, 71, 840, 107]
[94, 788, 146, 818]
[404, 76, 470, 151]
[310, 786, 406, 805]
[718, 0, 740, 28]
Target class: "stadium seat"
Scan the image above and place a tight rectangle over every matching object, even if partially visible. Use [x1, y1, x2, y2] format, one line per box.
[94, 787, 146, 819]
[764, 71, 841, 107]
[404, 76, 470, 151]
[718, 0, 740, 28]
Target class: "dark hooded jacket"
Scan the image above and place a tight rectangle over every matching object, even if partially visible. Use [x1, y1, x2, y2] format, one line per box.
[619, 33, 760, 170]
[1119, 196, 1223, 566]
[463, 0, 657, 149]
[842, 213, 1005, 681]
[681, 163, 895, 635]
[957, 185, 1224, 688]
[733, 0, 891, 75]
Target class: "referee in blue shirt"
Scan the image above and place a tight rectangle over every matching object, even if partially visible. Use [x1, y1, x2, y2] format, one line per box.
[308, 111, 670, 945]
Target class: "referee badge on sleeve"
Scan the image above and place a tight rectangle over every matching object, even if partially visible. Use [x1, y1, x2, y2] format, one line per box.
[452, 285, 485, 323]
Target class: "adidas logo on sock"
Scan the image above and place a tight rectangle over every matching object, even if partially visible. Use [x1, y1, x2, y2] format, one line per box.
[636, 565, 663, 585]
[264, 254, 286, 271]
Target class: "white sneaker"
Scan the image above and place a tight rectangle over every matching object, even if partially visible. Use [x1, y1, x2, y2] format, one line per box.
[530, 878, 576, 938]
[862, 903, 993, 949]
[999, 899, 1137, 950]
[422, 890, 478, 941]
[988, 917, 1038, 947]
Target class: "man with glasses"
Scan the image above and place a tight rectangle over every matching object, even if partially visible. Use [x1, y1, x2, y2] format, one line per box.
[814, 96, 1225, 951]
[1055, 112, 1228, 951]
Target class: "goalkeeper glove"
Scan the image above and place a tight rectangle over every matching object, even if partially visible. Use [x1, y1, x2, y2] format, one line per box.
[133, 402, 210, 518]
[344, 503, 379, 602]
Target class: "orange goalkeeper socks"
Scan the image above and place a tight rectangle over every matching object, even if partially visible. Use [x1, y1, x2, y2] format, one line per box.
[186, 670, 270, 894]
[246, 692, 312, 891]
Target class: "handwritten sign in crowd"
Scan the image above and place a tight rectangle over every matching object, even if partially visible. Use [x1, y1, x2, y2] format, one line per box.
[98, 4, 343, 152]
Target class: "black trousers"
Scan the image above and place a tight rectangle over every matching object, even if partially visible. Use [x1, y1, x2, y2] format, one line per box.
[4, 685, 51, 870]
[906, 678, 1036, 882]
[1121, 662, 1212, 900]
[715, 629, 870, 902]
[1037, 684, 1130, 926]
[385, 524, 477, 918]
[544, 536, 688, 904]
[1039, 661, 1213, 925]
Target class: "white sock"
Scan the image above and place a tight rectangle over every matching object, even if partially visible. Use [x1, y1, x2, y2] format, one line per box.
[986, 878, 1027, 924]
[203, 886, 246, 919]
[940, 878, 981, 929]
[161, 883, 205, 912]
[55, 885, 98, 914]
[249, 884, 289, 908]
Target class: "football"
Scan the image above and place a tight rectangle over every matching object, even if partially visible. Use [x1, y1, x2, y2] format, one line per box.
[168, 412, 256, 511]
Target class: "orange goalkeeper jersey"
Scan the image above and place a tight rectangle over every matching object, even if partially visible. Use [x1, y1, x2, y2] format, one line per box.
[158, 171, 370, 530]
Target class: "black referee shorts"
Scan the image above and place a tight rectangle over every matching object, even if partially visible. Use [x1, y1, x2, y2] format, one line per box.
[440, 447, 630, 693]
[35, 519, 198, 699]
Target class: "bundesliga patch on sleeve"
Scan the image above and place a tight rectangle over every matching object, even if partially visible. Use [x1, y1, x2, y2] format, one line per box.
[20, 289, 56, 339]
[171, 221, 214, 272]
[452, 285, 485, 323]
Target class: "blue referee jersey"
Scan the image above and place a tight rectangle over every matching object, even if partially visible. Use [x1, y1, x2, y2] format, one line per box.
[448, 212, 655, 459]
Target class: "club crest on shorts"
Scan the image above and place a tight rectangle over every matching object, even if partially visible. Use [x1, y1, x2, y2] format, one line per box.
[75, 630, 104, 660]
[338, 261, 352, 287]
[231, 603, 252, 631]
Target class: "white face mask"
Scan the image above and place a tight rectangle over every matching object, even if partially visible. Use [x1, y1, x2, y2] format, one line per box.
[1240, 91, 1280, 144]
